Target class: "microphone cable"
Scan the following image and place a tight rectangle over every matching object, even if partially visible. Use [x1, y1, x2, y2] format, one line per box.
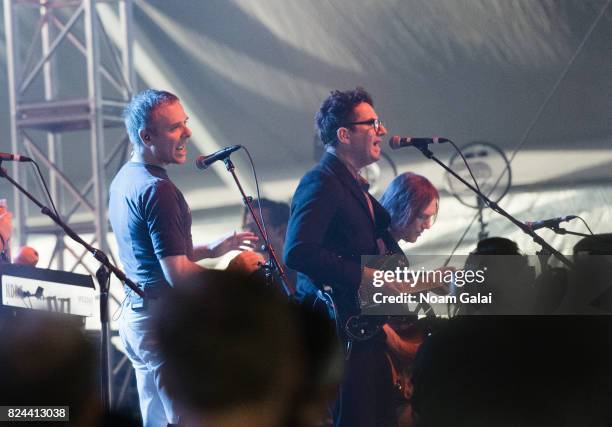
[241, 146, 271, 246]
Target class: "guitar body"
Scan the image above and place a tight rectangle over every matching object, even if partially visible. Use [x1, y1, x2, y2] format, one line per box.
[345, 247, 436, 341]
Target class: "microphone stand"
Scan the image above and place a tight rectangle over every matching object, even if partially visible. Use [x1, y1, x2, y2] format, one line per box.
[410, 144, 574, 269]
[476, 196, 489, 241]
[222, 157, 295, 296]
[0, 162, 144, 414]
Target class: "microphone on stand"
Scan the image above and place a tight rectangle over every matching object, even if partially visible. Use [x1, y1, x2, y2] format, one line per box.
[195, 145, 242, 170]
[389, 135, 450, 150]
[524, 215, 578, 231]
[388, 136, 451, 150]
[0, 153, 32, 162]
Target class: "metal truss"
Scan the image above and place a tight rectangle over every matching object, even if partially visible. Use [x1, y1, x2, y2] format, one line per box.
[3, 0, 135, 408]
[4, 0, 134, 262]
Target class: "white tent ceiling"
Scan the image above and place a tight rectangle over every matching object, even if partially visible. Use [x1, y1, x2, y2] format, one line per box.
[1, 0, 611, 260]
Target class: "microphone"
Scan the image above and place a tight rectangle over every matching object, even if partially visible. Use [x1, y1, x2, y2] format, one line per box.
[0, 153, 32, 162]
[525, 215, 578, 231]
[389, 136, 451, 149]
[195, 145, 242, 170]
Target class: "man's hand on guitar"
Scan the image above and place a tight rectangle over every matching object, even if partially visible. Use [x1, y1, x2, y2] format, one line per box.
[227, 250, 265, 275]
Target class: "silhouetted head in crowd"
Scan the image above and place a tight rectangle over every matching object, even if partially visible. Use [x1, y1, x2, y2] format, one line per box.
[380, 172, 439, 243]
[411, 317, 612, 426]
[473, 237, 521, 255]
[460, 237, 534, 314]
[0, 313, 100, 425]
[155, 270, 342, 427]
[567, 233, 612, 313]
[0, 313, 142, 426]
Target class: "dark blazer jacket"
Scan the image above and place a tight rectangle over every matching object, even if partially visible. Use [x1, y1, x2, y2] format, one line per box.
[284, 152, 392, 321]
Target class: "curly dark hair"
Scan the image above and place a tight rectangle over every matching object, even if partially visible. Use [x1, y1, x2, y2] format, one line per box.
[315, 87, 373, 146]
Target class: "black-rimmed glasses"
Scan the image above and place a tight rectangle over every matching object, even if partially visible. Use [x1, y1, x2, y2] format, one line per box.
[342, 118, 385, 134]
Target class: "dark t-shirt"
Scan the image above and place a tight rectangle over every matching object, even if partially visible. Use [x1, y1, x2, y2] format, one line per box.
[109, 162, 193, 295]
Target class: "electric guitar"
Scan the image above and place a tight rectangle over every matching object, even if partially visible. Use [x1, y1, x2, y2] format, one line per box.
[345, 242, 440, 341]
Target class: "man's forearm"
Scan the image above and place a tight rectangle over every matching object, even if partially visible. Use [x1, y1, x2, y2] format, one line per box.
[192, 244, 214, 261]
[160, 254, 209, 288]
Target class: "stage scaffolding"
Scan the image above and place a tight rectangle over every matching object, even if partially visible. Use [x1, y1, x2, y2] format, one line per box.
[3, 0, 135, 409]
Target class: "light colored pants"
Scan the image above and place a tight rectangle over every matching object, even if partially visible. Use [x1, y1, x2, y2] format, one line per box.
[119, 299, 178, 427]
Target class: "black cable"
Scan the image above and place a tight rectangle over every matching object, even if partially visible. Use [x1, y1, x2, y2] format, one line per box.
[380, 151, 398, 177]
[443, 0, 611, 260]
[436, 140, 484, 271]
[32, 160, 60, 219]
[447, 139, 482, 194]
[436, 141, 483, 270]
[575, 215, 595, 235]
[241, 146, 270, 243]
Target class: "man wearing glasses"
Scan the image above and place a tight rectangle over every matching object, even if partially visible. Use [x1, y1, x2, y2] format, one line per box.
[285, 88, 397, 426]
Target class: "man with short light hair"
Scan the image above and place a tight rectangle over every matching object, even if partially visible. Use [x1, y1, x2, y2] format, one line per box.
[109, 89, 262, 426]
